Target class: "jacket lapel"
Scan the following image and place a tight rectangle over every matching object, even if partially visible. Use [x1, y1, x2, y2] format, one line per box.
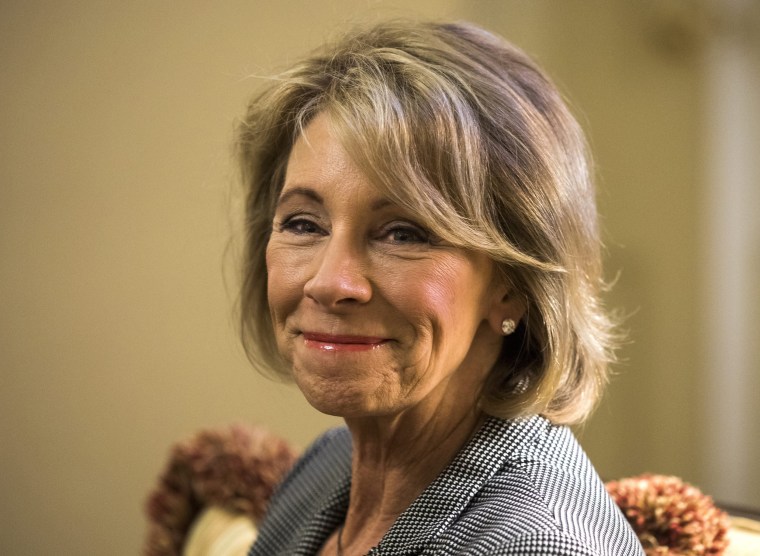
[371, 416, 544, 555]
[293, 474, 351, 555]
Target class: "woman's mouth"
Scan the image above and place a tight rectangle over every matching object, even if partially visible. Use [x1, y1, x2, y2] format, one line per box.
[301, 332, 389, 352]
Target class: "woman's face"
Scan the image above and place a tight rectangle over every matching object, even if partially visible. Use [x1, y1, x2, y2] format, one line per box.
[266, 114, 509, 419]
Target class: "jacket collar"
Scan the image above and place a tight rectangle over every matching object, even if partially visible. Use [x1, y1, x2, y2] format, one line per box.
[294, 415, 548, 555]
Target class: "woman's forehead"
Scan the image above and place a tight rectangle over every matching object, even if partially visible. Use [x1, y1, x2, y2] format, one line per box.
[282, 114, 404, 208]
[280, 110, 462, 242]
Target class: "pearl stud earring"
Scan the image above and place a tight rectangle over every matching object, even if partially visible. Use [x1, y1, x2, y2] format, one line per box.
[501, 318, 517, 336]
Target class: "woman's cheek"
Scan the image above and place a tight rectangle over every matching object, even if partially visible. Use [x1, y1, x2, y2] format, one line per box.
[266, 243, 309, 303]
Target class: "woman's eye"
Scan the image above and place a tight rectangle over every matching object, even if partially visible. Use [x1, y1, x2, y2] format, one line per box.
[280, 217, 324, 235]
[384, 225, 429, 244]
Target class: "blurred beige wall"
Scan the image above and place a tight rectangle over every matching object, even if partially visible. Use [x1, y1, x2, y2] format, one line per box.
[1, 2, 757, 555]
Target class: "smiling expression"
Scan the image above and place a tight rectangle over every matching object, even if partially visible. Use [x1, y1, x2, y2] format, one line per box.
[265, 114, 510, 419]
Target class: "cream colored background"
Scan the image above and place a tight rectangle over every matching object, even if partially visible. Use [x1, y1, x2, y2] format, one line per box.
[2, 2, 758, 555]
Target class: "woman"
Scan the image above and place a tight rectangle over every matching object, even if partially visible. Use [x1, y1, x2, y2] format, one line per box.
[238, 20, 644, 556]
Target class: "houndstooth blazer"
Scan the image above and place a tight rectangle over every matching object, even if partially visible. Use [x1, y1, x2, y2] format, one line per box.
[248, 415, 644, 555]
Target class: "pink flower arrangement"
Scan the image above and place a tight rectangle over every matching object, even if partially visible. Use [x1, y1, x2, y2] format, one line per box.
[606, 474, 730, 555]
[143, 424, 298, 556]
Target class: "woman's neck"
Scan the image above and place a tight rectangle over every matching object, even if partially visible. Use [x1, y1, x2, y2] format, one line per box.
[338, 404, 486, 554]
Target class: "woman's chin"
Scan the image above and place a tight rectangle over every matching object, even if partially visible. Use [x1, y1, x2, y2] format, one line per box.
[294, 375, 397, 418]
[300, 387, 383, 418]
[290, 358, 400, 417]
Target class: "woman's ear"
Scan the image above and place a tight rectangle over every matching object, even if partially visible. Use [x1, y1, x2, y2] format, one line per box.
[486, 279, 526, 337]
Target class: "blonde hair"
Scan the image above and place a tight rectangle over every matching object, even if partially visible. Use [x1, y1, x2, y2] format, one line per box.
[236, 20, 618, 425]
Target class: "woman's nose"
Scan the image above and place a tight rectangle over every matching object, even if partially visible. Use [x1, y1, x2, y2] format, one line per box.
[303, 236, 372, 307]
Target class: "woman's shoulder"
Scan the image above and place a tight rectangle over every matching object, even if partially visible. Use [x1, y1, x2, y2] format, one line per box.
[249, 427, 352, 555]
[408, 416, 644, 555]
[457, 416, 644, 555]
[298, 426, 352, 467]
[271, 425, 352, 504]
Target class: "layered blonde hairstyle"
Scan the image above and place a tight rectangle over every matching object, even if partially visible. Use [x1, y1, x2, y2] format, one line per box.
[237, 20, 618, 425]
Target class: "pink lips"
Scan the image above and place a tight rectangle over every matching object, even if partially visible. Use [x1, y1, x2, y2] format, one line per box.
[302, 332, 389, 352]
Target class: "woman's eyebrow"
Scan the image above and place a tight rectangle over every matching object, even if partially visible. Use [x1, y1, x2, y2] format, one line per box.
[277, 187, 394, 212]
[371, 198, 392, 211]
[275, 187, 323, 207]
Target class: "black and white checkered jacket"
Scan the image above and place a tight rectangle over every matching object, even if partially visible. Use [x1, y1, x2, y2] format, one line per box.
[248, 415, 644, 555]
